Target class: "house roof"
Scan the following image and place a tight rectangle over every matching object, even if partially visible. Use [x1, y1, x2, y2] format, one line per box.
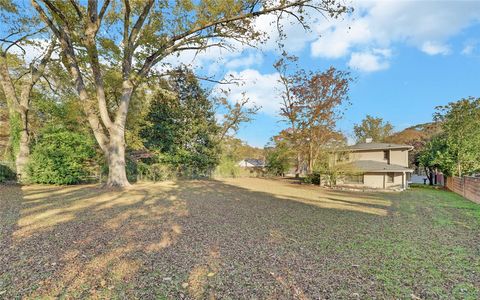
[240, 158, 265, 167]
[347, 142, 413, 151]
[346, 160, 414, 173]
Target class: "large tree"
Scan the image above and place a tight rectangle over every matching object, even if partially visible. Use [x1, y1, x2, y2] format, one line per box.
[433, 97, 480, 176]
[29, 0, 350, 187]
[275, 54, 351, 175]
[418, 133, 448, 185]
[265, 134, 293, 176]
[216, 93, 259, 142]
[292, 66, 350, 172]
[353, 115, 393, 143]
[141, 69, 220, 176]
[0, 2, 56, 179]
[274, 54, 302, 176]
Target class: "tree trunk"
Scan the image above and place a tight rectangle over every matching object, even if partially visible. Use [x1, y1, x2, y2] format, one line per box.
[308, 141, 313, 174]
[2, 111, 16, 160]
[295, 153, 300, 178]
[0, 40, 55, 181]
[425, 166, 434, 185]
[105, 127, 130, 188]
[15, 119, 29, 181]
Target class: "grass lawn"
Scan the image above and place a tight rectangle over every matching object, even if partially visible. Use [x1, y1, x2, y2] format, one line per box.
[1, 178, 479, 299]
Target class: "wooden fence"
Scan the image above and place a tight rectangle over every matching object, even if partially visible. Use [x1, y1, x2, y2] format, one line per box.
[445, 176, 480, 204]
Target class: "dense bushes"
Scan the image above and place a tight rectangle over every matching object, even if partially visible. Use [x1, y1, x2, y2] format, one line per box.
[119, 156, 176, 183]
[137, 161, 174, 182]
[304, 172, 321, 185]
[265, 144, 291, 176]
[0, 163, 16, 183]
[27, 128, 96, 184]
[214, 158, 241, 178]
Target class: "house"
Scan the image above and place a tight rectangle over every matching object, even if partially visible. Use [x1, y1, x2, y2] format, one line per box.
[333, 140, 414, 190]
[238, 158, 265, 168]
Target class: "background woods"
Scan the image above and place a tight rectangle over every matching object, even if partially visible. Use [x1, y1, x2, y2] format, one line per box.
[0, 0, 350, 186]
[25, 0, 348, 187]
[1, 1, 479, 187]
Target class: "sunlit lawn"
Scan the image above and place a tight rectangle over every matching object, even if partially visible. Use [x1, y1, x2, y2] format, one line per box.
[1, 178, 479, 299]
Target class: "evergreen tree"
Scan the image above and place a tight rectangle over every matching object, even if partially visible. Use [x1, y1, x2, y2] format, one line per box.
[142, 69, 220, 177]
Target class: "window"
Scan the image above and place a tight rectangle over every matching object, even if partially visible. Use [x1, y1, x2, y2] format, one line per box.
[384, 150, 390, 161]
[387, 172, 394, 183]
[345, 174, 364, 184]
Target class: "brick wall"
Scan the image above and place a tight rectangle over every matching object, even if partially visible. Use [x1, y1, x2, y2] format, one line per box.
[446, 176, 480, 204]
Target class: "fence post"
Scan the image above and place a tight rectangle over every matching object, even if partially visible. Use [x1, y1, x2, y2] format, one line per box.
[463, 176, 466, 197]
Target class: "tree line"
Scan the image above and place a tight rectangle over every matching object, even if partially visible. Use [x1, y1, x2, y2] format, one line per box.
[266, 94, 480, 183]
[0, 0, 350, 186]
[350, 100, 480, 181]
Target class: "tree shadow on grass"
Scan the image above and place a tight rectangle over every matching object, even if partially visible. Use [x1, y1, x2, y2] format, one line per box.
[1, 179, 395, 299]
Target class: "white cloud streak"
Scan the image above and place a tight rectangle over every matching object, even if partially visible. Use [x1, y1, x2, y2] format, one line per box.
[310, 0, 480, 71]
[214, 69, 281, 116]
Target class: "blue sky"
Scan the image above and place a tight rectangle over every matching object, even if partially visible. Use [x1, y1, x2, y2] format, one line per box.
[180, 0, 480, 147]
[6, 1, 480, 148]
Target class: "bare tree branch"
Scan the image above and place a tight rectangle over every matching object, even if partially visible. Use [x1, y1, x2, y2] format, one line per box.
[136, 0, 319, 79]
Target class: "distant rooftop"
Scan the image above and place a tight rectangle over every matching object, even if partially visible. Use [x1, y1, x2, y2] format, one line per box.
[347, 142, 413, 151]
[240, 158, 265, 167]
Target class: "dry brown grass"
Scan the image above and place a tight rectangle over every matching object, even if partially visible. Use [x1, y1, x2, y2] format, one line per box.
[1, 178, 479, 299]
[220, 177, 391, 216]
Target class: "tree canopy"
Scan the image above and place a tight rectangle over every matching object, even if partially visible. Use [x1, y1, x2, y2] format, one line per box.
[353, 115, 394, 143]
[429, 97, 480, 176]
[141, 69, 220, 177]
[274, 54, 351, 175]
[25, 0, 350, 187]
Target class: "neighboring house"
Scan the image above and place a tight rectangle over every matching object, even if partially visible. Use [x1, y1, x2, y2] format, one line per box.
[334, 140, 414, 190]
[238, 158, 265, 168]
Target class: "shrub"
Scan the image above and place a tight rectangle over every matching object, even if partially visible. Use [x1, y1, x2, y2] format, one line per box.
[0, 163, 16, 183]
[27, 129, 96, 185]
[125, 157, 139, 183]
[214, 157, 241, 178]
[265, 146, 291, 176]
[137, 161, 174, 182]
[304, 172, 321, 185]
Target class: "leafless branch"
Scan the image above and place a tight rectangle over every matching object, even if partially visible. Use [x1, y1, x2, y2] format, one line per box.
[2, 27, 47, 54]
[40, 74, 59, 95]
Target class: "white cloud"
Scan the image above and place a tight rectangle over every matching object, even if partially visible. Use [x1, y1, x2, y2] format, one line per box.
[225, 52, 263, 69]
[253, 12, 317, 53]
[9, 39, 60, 64]
[215, 113, 225, 124]
[214, 69, 281, 116]
[157, 0, 480, 76]
[420, 41, 451, 55]
[311, 18, 372, 58]
[462, 45, 474, 55]
[348, 50, 389, 72]
[462, 41, 477, 55]
[372, 48, 392, 57]
[161, 43, 265, 77]
[159, 7, 319, 76]
[310, 0, 480, 70]
[162, 45, 233, 73]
